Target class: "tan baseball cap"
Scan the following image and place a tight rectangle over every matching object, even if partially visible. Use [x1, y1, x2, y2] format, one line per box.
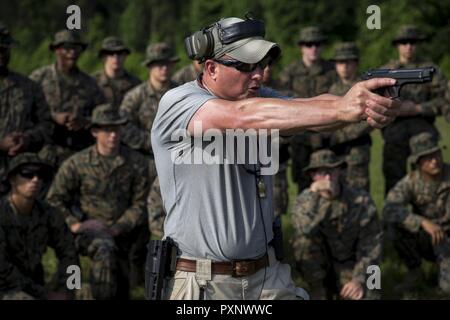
[211, 17, 281, 64]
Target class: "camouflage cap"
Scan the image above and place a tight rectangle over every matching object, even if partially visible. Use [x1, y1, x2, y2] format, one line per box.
[298, 26, 327, 45]
[90, 103, 127, 128]
[209, 17, 281, 64]
[408, 132, 441, 164]
[392, 25, 427, 45]
[332, 42, 359, 61]
[0, 22, 17, 47]
[49, 30, 88, 51]
[303, 149, 345, 172]
[98, 36, 130, 57]
[5, 153, 53, 178]
[142, 42, 179, 67]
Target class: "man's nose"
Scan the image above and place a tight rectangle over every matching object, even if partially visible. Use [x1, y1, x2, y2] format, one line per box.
[252, 67, 264, 80]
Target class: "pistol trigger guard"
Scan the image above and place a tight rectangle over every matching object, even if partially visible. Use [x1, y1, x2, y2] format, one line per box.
[391, 85, 401, 99]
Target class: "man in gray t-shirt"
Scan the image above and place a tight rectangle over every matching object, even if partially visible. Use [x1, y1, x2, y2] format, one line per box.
[151, 16, 399, 300]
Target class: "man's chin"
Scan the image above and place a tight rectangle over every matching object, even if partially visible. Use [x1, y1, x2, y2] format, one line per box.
[26, 189, 41, 198]
[246, 89, 260, 98]
[107, 142, 120, 150]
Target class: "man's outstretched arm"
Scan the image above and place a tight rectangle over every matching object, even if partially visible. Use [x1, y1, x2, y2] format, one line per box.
[188, 78, 399, 135]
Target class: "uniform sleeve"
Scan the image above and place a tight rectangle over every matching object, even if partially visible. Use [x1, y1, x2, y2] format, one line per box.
[419, 66, 448, 117]
[352, 194, 382, 284]
[148, 178, 165, 238]
[119, 89, 151, 151]
[91, 78, 106, 109]
[47, 206, 80, 293]
[383, 175, 423, 232]
[112, 157, 150, 234]
[330, 122, 373, 146]
[46, 158, 81, 227]
[291, 190, 328, 237]
[0, 225, 46, 298]
[29, 68, 45, 84]
[25, 80, 54, 148]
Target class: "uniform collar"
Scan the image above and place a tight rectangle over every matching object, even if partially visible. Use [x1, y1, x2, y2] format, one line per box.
[89, 144, 126, 168]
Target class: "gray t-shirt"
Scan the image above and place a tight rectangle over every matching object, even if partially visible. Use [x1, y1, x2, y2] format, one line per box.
[151, 80, 285, 261]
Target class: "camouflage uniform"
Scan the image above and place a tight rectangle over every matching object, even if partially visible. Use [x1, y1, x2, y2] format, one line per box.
[120, 42, 178, 158]
[277, 27, 337, 191]
[381, 25, 448, 194]
[291, 150, 382, 299]
[119, 42, 178, 205]
[172, 63, 200, 85]
[383, 133, 450, 293]
[0, 24, 53, 183]
[46, 104, 150, 299]
[0, 153, 78, 300]
[328, 43, 372, 191]
[147, 177, 165, 238]
[29, 30, 105, 166]
[119, 80, 177, 158]
[92, 37, 141, 107]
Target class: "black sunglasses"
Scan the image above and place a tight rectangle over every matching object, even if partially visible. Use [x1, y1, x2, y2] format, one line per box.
[59, 43, 83, 51]
[397, 40, 418, 45]
[302, 42, 322, 48]
[213, 55, 272, 73]
[18, 168, 49, 180]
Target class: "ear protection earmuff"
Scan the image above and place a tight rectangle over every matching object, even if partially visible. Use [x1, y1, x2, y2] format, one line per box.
[184, 26, 215, 63]
[184, 18, 265, 63]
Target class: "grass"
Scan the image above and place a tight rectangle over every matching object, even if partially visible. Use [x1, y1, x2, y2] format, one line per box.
[43, 117, 450, 299]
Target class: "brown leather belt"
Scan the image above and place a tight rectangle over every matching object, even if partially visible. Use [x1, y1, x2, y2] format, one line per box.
[176, 254, 269, 277]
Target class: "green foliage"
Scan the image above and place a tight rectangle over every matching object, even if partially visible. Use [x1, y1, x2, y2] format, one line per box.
[2, 0, 450, 77]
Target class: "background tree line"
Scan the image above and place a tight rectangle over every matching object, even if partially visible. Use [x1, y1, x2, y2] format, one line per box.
[1, 0, 450, 80]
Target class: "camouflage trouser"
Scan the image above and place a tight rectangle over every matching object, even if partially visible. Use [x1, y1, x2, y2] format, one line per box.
[128, 221, 150, 288]
[273, 163, 289, 218]
[392, 225, 450, 293]
[38, 144, 79, 168]
[382, 119, 439, 195]
[341, 144, 371, 192]
[75, 231, 120, 300]
[292, 234, 379, 300]
[0, 290, 36, 300]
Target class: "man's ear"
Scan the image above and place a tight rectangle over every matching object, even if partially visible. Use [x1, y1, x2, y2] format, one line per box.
[204, 60, 218, 80]
[91, 127, 98, 138]
[8, 174, 18, 190]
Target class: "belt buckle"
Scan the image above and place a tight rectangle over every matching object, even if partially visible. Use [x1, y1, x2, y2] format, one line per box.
[232, 260, 254, 277]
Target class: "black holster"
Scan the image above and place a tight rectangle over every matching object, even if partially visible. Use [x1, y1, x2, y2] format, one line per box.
[144, 237, 177, 300]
